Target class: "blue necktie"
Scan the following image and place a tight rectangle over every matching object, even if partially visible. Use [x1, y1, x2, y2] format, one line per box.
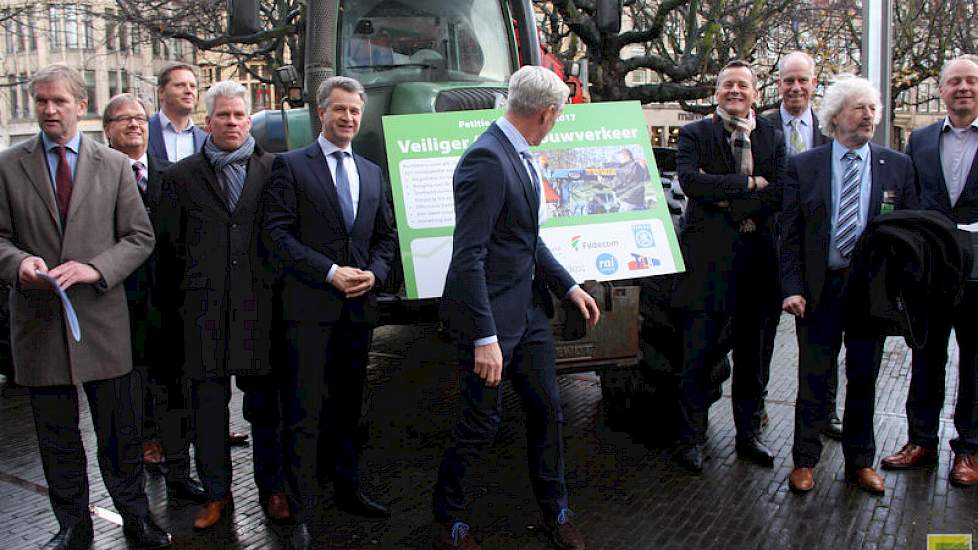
[835, 151, 862, 257]
[331, 151, 355, 232]
[520, 151, 541, 197]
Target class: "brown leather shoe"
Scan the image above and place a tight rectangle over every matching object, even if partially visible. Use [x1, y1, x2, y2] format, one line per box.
[431, 521, 481, 550]
[788, 467, 815, 493]
[846, 467, 885, 495]
[263, 493, 291, 523]
[544, 512, 586, 550]
[881, 443, 937, 470]
[950, 453, 978, 487]
[193, 497, 233, 530]
[142, 440, 163, 465]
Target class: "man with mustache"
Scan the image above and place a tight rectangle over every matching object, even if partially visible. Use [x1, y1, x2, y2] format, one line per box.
[782, 75, 918, 495]
[882, 55, 978, 487]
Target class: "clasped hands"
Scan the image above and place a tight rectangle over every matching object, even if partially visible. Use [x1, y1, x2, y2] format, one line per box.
[330, 266, 375, 298]
[19, 256, 100, 291]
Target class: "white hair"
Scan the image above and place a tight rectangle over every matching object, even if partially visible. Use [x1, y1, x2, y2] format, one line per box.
[778, 51, 816, 78]
[204, 80, 251, 117]
[317, 76, 366, 109]
[938, 55, 978, 86]
[506, 65, 569, 116]
[816, 74, 882, 139]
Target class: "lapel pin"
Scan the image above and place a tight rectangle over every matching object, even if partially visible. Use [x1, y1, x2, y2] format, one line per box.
[879, 159, 885, 164]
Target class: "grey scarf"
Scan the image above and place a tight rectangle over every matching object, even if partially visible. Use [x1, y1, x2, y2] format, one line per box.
[203, 135, 255, 210]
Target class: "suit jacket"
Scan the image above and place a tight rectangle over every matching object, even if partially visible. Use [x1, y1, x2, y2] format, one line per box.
[906, 119, 978, 224]
[156, 146, 277, 379]
[780, 142, 919, 310]
[672, 114, 786, 313]
[440, 122, 576, 349]
[763, 104, 831, 150]
[0, 134, 155, 386]
[263, 141, 397, 324]
[148, 112, 208, 164]
[125, 155, 171, 369]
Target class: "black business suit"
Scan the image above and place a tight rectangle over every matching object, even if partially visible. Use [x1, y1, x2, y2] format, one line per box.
[125, 155, 195, 483]
[781, 142, 918, 468]
[263, 139, 396, 521]
[905, 120, 978, 455]
[433, 121, 578, 524]
[673, 114, 786, 445]
[156, 145, 280, 502]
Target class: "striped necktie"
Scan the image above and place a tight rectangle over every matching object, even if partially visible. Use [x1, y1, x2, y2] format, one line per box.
[789, 119, 806, 156]
[835, 151, 862, 258]
[132, 161, 147, 193]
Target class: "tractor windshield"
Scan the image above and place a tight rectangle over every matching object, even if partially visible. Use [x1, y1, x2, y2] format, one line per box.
[339, 0, 513, 86]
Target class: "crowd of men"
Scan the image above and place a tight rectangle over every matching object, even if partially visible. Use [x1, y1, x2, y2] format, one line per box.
[0, 51, 975, 550]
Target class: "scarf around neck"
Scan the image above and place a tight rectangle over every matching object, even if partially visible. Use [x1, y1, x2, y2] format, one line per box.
[203, 135, 255, 210]
[715, 107, 756, 176]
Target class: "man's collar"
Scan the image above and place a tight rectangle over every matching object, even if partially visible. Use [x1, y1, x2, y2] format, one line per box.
[780, 103, 813, 127]
[942, 115, 978, 132]
[496, 116, 530, 155]
[128, 152, 149, 166]
[832, 139, 870, 160]
[159, 109, 195, 133]
[41, 131, 81, 153]
[317, 134, 353, 158]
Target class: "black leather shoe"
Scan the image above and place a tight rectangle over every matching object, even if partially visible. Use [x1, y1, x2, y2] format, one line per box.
[287, 522, 311, 550]
[42, 517, 93, 550]
[736, 435, 775, 467]
[166, 477, 207, 503]
[335, 490, 391, 518]
[122, 515, 172, 549]
[822, 416, 843, 440]
[675, 444, 704, 474]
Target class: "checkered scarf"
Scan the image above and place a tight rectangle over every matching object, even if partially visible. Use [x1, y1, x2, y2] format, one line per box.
[715, 107, 756, 176]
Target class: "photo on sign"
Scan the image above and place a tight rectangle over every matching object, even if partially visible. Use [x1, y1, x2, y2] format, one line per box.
[539, 144, 655, 219]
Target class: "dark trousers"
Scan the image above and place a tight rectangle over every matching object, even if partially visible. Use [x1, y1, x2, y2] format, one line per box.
[189, 376, 232, 501]
[792, 270, 884, 468]
[283, 320, 371, 522]
[132, 365, 193, 480]
[677, 306, 772, 445]
[432, 303, 568, 524]
[907, 282, 978, 454]
[237, 374, 287, 498]
[29, 371, 149, 528]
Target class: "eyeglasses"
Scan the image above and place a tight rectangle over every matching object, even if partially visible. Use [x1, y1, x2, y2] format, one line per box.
[109, 114, 149, 124]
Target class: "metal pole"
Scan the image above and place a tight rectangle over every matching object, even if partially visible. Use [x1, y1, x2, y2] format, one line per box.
[862, 0, 892, 146]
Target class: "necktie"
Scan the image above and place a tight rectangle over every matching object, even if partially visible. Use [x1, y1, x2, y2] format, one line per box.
[835, 151, 862, 258]
[520, 151, 541, 197]
[55, 145, 73, 221]
[789, 118, 806, 156]
[331, 151, 355, 232]
[132, 161, 147, 193]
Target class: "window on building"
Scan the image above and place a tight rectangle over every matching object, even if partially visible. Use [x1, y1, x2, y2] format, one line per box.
[118, 19, 128, 52]
[131, 24, 141, 53]
[108, 71, 119, 99]
[650, 126, 664, 147]
[8, 75, 18, 118]
[2, 13, 14, 54]
[122, 70, 131, 93]
[105, 8, 116, 50]
[81, 6, 94, 49]
[173, 39, 185, 59]
[20, 12, 37, 52]
[49, 5, 62, 49]
[64, 4, 78, 49]
[19, 72, 30, 119]
[84, 70, 96, 115]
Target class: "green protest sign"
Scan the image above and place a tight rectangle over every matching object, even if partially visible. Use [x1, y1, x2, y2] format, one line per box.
[382, 101, 685, 299]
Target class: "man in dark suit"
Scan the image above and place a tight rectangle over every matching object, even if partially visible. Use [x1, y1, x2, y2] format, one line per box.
[156, 80, 286, 530]
[102, 93, 206, 505]
[0, 64, 169, 550]
[673, 60, 786, 473]
[762, 51, 841, 440]
[782, 75, 918, 495]
[263, 76, 397, 550]
[431, 66, 600, 550]
[148, 63, 208, 164]
[881, 55, 978, 486]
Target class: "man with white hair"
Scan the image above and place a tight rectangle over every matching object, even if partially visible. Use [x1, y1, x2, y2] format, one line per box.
[781, 75, 918, 495]
[882, 55, 978, 486]
[156, 80, 283, 530]
[432, 65, 601, 550]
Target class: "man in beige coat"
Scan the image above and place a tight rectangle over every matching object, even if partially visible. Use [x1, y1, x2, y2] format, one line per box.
[0, 65, 169, 550]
